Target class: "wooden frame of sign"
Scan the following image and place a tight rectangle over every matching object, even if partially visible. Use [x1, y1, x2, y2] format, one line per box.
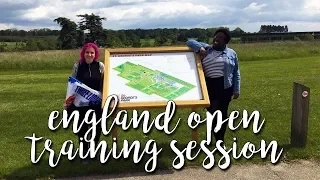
[102, 47, 210, 141]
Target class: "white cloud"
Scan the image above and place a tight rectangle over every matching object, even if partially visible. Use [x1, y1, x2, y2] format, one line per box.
[1, 0, 320, 32]
[96, 1, 219, 21]
[244, 2, 267, 11]
[18, 0, 104, 22]
[303, 0, 320, 15]
[119, 0, 145, 3]
[99, 7, 143, 21]
[0, 0, 36, 4]
[0, 23, 14, 30]
[21, 5, 58, 21]
[304, 0, 320, 9]
[0, 23, 59, 31]
[145, 2, 219, 18]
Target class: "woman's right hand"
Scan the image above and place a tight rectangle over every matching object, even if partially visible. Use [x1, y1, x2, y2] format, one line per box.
[199, 47, 206, 59]
[63, 95, 76, 109]
[63, 103, 69, 110]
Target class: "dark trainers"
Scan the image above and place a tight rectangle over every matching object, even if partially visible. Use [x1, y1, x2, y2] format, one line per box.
[81, 159, 90, 165]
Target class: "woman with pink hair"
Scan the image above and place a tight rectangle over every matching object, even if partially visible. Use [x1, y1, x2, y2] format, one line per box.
[77, 42, 101, 63]
[65, 42, 105, 164]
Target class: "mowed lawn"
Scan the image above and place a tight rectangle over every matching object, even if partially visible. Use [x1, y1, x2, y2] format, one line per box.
[0, 56, 319, 179]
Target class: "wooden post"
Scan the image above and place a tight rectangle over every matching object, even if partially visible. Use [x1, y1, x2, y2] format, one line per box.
[192, 107, 198, 141]
[291, 82, 310, 147]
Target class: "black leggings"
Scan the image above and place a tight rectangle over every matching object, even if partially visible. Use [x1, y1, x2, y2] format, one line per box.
[205, 76, 233, 142]
[68, 104, 102, 157]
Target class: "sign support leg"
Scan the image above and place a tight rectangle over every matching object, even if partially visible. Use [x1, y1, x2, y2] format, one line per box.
[112, 109, 118, 144]
[192, 107, 199, 141]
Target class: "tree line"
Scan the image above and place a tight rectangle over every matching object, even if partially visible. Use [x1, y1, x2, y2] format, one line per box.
[1, 13, 289, 52]
[259, 25, 288, 33]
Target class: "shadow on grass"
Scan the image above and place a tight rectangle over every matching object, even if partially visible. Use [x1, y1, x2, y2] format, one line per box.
[279, 143, 295, 151]
[4, 142, 190, 180]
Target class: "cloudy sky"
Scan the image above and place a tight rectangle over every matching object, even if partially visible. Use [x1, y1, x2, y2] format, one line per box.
[1, 0, 320, 32]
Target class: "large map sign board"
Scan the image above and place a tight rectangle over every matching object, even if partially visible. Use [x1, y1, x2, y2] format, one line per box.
[103, 47, 210, 109]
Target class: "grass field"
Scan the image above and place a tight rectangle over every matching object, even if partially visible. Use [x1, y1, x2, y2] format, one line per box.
[0, 43, 320, 179]
[1, 41, 320, 71]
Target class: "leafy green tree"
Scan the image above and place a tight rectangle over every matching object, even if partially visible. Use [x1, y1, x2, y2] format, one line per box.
[54, 17, 78, 49]
[129, 33, 141, 47]
[0, 42, 7, 52]
[77, 29, 85, 48]
[198, 34, 208, 42]
[132, 39, 141, 47]
[166, 33, 178, 44]
[231, 27, 245, 37]
[36, 39, 47, 50]
[206, 28, 218, 37]
[77, 13, 106, 46]
[301, 34, 314, 41]
[177, 32, 187, 42]
[154, 36, 167, 46]
[117, 30, 132, 47]
[24, 39, 39, 51]
[14, 42, 25, 51]
[259, 25, 288, 33]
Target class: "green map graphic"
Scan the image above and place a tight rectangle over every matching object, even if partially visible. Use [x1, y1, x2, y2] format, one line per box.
[113, 61, 196, 100]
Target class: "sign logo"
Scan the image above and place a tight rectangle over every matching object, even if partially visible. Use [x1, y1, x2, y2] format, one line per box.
[117, 94, 138, 102]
